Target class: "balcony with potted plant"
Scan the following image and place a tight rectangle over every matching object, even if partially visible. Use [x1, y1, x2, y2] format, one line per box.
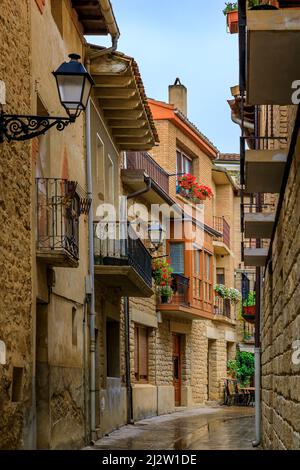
[214, 284, 241, 322]
[176, 173, 213, 204]
[242, 291, 256, 323]
[223, 1, 265, 35]
[223, 2, 239, 34]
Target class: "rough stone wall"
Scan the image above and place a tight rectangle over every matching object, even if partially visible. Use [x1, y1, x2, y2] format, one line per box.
[190, 321, 208, 403]
[0, 0, 33, 450]
[155, 319, 173, 386]
[261, 125, 300, 449]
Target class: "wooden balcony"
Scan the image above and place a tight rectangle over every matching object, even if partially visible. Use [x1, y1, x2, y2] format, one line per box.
[213, 216, 232, 256]
[245, 149, 287, 193]
[157, 274, 214, 321]
[247, 7, 300, 104]
[93, 222, 153, 297]
[214, 296, 231, 319]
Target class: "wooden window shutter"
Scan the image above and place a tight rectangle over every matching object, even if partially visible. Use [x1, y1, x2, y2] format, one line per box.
[134, 326, 139, 377]
[138, 327, 148, 379]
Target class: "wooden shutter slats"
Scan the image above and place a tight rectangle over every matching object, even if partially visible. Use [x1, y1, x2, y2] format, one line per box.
[134, 325, 148, 381]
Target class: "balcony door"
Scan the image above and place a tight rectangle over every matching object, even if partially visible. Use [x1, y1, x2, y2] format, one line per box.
[172, 334, 181, 406]
[169, 242, 185, 274]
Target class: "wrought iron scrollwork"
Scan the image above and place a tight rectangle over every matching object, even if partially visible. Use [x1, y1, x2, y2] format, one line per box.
[0, 112, 75, 143]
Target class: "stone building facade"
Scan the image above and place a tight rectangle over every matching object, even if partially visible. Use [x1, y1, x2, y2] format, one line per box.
[0, 0, 121, 450]
[0, 0, 33, 450]
[143, 81, 242, 409]
[231, 1, 300, 450]
[260, 106, 300, 449]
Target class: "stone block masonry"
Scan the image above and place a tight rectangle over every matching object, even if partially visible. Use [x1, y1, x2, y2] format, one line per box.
[261, 126, 300, 450]
[0, 0, 33, 450]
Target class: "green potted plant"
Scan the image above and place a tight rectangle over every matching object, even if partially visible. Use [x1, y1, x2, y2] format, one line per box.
[214, 285, 241, 304]
[228, 287, 241, 304]
[242, 291, 256, 323]
[236, 351, 255, 387]
[158, 285, 173, 304]
[227, 359, 237, 379]
[214, 284, 229, 299]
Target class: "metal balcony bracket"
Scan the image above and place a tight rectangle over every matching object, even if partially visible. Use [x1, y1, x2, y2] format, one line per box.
[0, 112, 75, 143]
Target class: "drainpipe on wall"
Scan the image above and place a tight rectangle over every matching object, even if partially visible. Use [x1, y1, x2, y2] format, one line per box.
[85, 96, 97, 444]
[252, 105, 262, 448]
[123, 153, 153, 424]
[84, 20, 119, 440]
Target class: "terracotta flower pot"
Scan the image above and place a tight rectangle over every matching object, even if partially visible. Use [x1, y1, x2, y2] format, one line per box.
[227, 10, 238, 34]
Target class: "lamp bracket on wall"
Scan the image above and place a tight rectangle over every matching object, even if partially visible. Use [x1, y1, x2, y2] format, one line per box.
[0, 112, 75, 143]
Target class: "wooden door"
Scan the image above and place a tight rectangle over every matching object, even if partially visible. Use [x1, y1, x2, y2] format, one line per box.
[172, 334, 181, 406]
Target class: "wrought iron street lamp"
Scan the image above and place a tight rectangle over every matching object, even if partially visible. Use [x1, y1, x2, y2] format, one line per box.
[148, 222, 166, 254]
[0, 54, 94, 143]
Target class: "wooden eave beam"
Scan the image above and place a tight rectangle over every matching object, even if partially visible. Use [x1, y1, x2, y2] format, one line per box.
[115, 137, 152, 144]
[112, 129, 151, 138]
[119, 143, 154, 151]
[103, 110, 144, 120]
[91, 75, 134, 88]
[108, 119, 148, 129]
[100, 99, 141, 110]
[94, 88, 137, 99]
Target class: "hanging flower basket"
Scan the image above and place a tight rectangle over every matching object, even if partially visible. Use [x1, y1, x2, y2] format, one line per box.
[242, 291, 256, 323]
[242, 306, 256, 324]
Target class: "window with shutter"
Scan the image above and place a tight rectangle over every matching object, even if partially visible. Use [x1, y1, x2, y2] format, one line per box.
[170, 243, 185, 274]
[193, 249, 202, 304]
[134, 325, 149, 382]
[204, 252, 213, 303]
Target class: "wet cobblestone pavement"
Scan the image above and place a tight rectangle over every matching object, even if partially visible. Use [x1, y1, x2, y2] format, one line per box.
[89, 406, 256, 451]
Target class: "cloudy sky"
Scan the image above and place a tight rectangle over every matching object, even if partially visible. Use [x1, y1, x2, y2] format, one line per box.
[89, 0, 240, 153]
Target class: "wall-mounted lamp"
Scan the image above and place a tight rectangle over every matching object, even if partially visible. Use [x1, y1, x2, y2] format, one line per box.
[0, 54, 94, 143]
[148, 222, 166, 255]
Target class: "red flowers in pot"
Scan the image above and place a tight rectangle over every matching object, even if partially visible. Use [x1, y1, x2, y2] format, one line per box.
[177, 174, 213, 202]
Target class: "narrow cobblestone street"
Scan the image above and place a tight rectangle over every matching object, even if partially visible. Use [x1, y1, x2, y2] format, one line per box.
[89, 407, 256, 451]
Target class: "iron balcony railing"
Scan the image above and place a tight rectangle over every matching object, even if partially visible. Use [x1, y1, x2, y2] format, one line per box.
[213, 216, 231, 249]
[36, 178, 81, 260]
[93, 221, 152, 288]
[214, 296, 231, 318]
[242, 202, 276, 214]
[171, 273, 190, 307]
[126, 151, 169, 194]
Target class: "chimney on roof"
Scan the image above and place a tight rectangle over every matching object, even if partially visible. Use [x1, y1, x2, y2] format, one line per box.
[168, 78, 187, 116]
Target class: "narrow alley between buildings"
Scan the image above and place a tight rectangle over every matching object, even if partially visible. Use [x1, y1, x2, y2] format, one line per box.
[87, 406, 255, 451]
